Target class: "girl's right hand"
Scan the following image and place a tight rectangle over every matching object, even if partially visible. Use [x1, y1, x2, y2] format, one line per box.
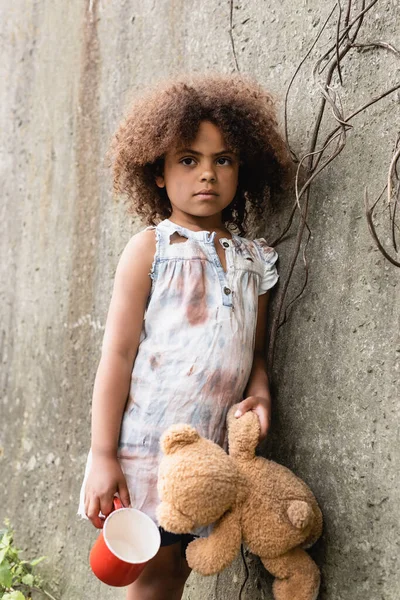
[84, 454, 131, 529]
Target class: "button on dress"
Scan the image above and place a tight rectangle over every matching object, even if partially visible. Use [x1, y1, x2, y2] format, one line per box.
[77, 218, 279, 528]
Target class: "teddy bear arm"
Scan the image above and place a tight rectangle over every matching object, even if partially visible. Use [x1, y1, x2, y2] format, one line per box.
[227, 406, 260, 460]
[185, 508, 242, 576]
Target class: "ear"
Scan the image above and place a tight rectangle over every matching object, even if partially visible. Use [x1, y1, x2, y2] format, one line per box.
[153, 156, 165, 188]
[156, 501, 195, 534]
[160, 424, 200, 455]
[155, 174, 165, 188]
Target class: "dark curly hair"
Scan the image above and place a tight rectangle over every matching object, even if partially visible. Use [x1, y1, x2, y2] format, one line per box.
[107, 72, 293, 237]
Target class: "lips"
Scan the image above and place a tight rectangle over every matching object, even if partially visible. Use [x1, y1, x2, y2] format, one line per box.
[195, 189, 218, 196]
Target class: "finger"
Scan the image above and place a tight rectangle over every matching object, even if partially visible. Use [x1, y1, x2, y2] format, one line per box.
[118, 480, 131, 508]
[84, 484, 92, 518]
[234, 397, 256, 418]
[84, 490, 95, 520]
[87, 496, 105, 529]
[84, 492, 89, 519]
[255, 407, 269, 441]
[99, 494, 114, 519]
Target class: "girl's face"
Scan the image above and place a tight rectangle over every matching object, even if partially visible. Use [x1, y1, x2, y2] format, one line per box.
[155, 120, 239, 225]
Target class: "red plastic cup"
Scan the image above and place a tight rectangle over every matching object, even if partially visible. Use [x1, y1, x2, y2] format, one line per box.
[89, 498, 161, 587]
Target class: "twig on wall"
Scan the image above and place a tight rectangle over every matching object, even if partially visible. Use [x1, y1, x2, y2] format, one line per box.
[365, 135, 400, 267]
[229, 0, 240, 72]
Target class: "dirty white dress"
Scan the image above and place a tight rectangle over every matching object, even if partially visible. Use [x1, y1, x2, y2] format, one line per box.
[77, 218, 279, 532]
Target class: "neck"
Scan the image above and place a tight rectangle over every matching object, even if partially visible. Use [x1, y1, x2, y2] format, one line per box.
[168, 212, 226, 234]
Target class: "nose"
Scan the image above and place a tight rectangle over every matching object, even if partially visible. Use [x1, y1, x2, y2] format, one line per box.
[200, 162, 217, 182]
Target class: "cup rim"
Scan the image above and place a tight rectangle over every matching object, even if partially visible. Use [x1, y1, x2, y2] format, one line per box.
[103, 507, 161, 564]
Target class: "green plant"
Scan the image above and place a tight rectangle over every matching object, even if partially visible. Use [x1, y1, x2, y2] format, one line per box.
[0, 519, 58, 600]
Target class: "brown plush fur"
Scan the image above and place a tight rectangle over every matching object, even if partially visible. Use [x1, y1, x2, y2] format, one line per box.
[157, 406, 323, 600]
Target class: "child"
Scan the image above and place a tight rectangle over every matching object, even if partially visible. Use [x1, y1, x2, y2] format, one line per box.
[77, 72, 291, 600]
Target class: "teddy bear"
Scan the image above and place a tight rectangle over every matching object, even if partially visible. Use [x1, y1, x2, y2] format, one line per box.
[156, 404, 323, 600]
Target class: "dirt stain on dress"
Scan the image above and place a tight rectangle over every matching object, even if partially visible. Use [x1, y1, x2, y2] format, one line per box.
[186, 267, 208, 326]
[149, 354, 160, 370]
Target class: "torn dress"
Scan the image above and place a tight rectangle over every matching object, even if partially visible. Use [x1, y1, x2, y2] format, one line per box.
[77, 218, 279, 531]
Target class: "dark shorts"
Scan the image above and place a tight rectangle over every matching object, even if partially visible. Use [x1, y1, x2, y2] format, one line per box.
[159, 526, 197, 555]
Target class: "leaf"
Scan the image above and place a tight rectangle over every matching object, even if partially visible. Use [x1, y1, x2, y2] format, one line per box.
[0, 533, 12, 549]
[0, 548, 8, 565]
[29, 557, 46, 567]
[2, 592, 27, 600]
[7, 548, 21, 563]
[0, 561, 13, 588]
[13, 566, 26, 579]
[21, 575, 34, 587]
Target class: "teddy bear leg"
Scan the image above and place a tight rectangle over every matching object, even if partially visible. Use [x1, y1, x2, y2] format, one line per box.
[262, 548, 320, 600]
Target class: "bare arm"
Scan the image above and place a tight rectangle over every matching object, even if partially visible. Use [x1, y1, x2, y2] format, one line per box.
[245, 291, 270, 395]
[84, 228, 156, 527]
[234, 291, 272, 441]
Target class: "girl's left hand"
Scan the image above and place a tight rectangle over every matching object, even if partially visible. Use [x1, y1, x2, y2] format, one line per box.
[234, 395, 271, 442]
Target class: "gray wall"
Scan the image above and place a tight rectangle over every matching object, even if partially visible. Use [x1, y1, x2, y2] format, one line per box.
[1, 1, 399, 599]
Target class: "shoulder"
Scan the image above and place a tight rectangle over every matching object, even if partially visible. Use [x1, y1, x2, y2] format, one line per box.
[121, 227, 156, 259]
[234, 235, 279, 294]
[251, 237, 278, 265]
[124, 226, 156, 253]
[234, 234, 278, 265]
[116, 227, 157, 278]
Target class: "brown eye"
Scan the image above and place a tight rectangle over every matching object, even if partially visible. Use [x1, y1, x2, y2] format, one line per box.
[216, 157, 232, 166]
[180, 157, 196, 166]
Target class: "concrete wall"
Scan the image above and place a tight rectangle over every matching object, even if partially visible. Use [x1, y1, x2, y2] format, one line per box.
[1, 1, 399, 599]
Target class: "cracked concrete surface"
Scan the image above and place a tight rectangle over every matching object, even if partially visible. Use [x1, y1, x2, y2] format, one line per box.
[0, 1, 399, 598]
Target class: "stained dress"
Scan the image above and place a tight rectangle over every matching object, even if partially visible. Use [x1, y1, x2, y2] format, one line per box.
[77, 218, 279, 531]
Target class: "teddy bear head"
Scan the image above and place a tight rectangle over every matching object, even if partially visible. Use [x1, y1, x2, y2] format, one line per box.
[156, 423, 245, 533]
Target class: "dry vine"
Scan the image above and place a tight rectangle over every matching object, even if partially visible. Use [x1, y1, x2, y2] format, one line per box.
[229, 0, 400, 372]
[365, 134, 400, 267]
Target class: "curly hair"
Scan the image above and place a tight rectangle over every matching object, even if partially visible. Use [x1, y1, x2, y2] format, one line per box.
[107, 72, 293, 237]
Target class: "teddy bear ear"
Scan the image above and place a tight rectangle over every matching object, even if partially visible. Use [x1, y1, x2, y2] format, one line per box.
[156, 501, 195, 533]
[160, 424, 200, 454]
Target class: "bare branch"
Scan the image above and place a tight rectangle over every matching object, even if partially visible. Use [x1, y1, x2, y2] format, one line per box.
[283, 4, 337, 162]
[365, 189, 400, 267]
[267, 0, 398, 370]
[388, 135, 400, 252]
[229, 0, 240, 72]
[387, 143, 400, 209]
[336, 0, 344, 85]
[313, 82, 400, 174]
[272, 128, 348, 247]
[351, 41, 400, 58]
[279, 228, 312, 330]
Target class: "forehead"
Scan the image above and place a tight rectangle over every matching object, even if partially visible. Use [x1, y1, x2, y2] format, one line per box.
[173, 121, 234, 154]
